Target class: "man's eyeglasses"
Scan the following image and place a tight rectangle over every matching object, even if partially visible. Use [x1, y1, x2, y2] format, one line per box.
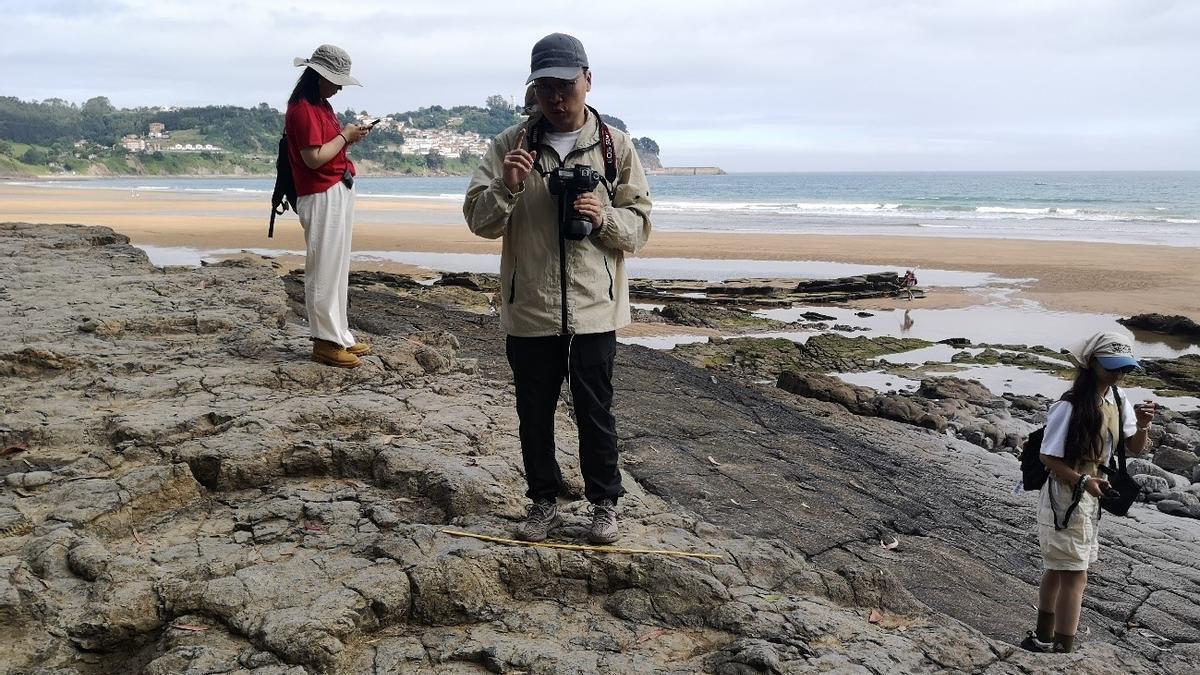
[534, 78, 578, 98]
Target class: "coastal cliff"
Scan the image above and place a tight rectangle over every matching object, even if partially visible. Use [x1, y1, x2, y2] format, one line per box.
[0, 223, 1196, 674]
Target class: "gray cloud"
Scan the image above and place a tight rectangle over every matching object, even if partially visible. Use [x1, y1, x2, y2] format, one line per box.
[3, 0, 1197, 170]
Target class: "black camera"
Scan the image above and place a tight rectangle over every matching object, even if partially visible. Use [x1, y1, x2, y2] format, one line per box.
[546, 165, 603, 240]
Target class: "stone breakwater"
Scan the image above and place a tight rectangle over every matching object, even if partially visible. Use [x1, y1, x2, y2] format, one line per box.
[0, 223, 1196, 674]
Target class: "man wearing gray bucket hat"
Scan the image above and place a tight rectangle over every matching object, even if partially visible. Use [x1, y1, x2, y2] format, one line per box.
[464, 33, 653, 546]
[285, 44, 372, 368]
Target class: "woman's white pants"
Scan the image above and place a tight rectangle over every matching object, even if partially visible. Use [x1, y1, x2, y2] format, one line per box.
[296, 182, 355, 347]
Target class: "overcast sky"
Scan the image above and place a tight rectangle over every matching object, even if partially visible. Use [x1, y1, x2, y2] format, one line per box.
[3, 0, 1198, 171]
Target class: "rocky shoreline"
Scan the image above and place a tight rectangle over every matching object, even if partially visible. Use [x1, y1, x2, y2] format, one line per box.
[343, 266, 1200, 515]
[1, 223, 1198, 674]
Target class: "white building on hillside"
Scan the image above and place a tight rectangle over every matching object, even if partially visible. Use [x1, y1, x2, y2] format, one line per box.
[120, 135, 145, 152]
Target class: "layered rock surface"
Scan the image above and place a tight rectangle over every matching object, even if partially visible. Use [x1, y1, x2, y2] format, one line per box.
[629, 273, 924, 307]
[0, 223, 1195, 674]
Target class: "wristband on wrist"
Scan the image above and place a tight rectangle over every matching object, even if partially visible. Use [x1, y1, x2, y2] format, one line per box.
[1077, 474, 1091, 493]
[338, 132, 349, 145]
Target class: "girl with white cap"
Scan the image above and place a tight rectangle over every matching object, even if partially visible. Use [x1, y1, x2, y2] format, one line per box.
[286, 44, 371, 368]
[1022, 331, 1156, 653]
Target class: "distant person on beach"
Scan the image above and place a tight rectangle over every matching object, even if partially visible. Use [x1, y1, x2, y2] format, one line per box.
[286, 44, 371, 368]
[464, 33, 652, 545]
[900, 269, 918, 300]
[1021, 332, 1155, 654]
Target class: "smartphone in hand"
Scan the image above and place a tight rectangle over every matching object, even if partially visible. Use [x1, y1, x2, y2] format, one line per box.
[363, 118, 381, 128]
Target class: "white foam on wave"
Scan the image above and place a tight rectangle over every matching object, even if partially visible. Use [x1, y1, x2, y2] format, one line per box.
[652, 199, 1199, 227]
[356, 192, 462, 201]
[976, 206, 1052, 215]
[655, 201, 904, 214]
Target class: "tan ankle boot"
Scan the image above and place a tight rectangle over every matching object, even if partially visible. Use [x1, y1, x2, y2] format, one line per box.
[311, 340, 361, 368]
[346, 343, 372, 356]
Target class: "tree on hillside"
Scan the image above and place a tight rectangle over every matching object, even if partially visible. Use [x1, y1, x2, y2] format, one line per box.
[21, 147, 48, 165]
[633, 137, 660, 155]
[388, 99, 520, 138]
[425, 150, 444, 171]
[81, 96, 115, 116]
[600, 114, 627, 132]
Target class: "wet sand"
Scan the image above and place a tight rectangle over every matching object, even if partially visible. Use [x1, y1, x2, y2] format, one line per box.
[3, 183, 1199, 317]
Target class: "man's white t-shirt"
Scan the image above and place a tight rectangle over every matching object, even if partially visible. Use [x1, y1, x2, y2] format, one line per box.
[1041, 388, 1138, 465]
[544, 129, 583, 162]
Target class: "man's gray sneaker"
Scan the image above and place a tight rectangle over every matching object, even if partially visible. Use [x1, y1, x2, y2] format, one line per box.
[515, 500, 560, 542]
[588, 500, 619, 544]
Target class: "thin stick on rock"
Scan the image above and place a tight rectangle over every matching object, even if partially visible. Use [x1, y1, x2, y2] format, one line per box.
[440, 529, 723, 560]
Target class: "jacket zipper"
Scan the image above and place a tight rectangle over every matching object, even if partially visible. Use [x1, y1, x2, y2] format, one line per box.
[559, 233, 569, 334]
[552, 140, 600, 336]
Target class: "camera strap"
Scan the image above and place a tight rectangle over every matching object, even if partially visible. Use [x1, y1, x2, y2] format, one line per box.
[589, 105, 619, 186]
[526, 107, 619, 198]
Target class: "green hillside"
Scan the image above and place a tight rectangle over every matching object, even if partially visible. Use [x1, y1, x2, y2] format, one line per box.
[0, 95, 660, 177]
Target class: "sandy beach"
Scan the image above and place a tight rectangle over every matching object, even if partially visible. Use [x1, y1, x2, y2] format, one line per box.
[3, 182, 1199, 317]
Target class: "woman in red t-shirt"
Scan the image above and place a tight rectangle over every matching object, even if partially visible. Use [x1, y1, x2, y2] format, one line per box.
[286, 45, 371, 368]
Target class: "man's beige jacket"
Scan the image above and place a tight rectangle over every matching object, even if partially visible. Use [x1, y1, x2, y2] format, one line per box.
[464, 112, 653, 337]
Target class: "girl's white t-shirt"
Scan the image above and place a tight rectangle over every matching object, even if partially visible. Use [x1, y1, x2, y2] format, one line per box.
[1041, 388, 1139, 465]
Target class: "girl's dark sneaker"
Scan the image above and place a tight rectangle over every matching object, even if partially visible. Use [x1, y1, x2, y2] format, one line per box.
[1019, 632, 1052, 653]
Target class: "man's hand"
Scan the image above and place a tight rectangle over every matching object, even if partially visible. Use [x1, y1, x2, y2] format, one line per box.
[503, 128, 537, 193]
[573, 193, 605, 231]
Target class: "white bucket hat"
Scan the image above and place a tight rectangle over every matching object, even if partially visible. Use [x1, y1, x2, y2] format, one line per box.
[294, 44, 361, 87]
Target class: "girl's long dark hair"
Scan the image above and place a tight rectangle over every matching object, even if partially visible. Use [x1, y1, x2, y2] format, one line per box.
[1061, 365, 1104, 466]
[289, 67, 323, 105]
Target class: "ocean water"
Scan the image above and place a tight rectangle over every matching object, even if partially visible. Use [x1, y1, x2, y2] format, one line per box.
[10, 171, 1200, 246]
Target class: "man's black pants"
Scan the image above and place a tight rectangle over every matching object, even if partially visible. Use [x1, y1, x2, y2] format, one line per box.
[505, 331, 623, 505]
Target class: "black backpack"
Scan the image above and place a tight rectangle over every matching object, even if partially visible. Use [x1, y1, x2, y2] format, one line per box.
[269, 133, 296, 238]
[1019, 427, 1048, 492]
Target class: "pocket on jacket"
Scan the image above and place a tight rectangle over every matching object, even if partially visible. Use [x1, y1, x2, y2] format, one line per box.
[508, 269, 517, 304]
